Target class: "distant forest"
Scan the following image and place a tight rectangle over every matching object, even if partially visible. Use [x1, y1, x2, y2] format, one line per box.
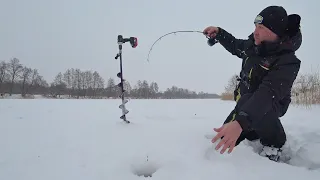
[0, 58, 220, 99]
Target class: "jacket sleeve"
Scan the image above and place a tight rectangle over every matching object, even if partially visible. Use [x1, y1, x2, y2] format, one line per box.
[215, 27, 249, 59]
[234, 57, 301, 131]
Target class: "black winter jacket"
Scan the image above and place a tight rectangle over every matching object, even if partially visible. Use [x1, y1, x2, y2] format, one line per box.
[214, 27, 302, 131]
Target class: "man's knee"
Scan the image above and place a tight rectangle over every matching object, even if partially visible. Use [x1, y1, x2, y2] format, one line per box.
[254, 111, 287, 148]
[245, 130, 260, 141]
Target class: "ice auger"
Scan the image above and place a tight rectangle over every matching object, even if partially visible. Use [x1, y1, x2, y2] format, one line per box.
[115, 35, 138, 123]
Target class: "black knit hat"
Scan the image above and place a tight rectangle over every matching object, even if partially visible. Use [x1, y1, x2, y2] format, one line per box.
[254, 6, 288, 37]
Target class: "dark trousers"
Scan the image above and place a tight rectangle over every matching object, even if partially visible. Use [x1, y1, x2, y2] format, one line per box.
[223, 93, 287, 148]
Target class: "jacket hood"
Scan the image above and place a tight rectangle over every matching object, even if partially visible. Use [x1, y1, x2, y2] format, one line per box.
[282, 29, 302, 52]
[281, 14, 302, 52]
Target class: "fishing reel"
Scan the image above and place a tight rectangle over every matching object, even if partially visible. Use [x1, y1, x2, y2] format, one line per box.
[117, 35, 138, 48]
[207, 37, 218, 46]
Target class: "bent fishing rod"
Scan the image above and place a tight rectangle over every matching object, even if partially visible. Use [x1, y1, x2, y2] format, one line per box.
[146, 30, 219, 62]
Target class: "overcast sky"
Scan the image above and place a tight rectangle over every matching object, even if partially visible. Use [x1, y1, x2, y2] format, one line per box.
[0, 0, 318, 94]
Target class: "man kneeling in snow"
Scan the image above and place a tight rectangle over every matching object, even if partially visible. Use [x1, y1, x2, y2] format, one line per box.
[203, 5, 302, 162]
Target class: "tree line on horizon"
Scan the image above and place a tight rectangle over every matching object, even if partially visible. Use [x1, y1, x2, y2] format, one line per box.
[0, 58, 220, 99]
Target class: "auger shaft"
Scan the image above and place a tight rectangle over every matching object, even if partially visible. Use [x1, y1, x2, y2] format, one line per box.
[114, 35, 138, 123]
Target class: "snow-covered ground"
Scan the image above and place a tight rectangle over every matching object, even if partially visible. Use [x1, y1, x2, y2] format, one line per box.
[0, 99, 319, 180]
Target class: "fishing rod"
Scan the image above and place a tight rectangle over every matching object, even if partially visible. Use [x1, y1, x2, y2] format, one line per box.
[115, 35, 138, 124]
[146, 30, 218, 62]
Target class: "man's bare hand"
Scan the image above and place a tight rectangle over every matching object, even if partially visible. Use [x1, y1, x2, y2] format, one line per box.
[212, 121, 242, 154]
[203, 26, 219, 38]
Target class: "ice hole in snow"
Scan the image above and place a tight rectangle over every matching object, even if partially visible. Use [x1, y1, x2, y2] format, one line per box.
[131, 156, 160, 178]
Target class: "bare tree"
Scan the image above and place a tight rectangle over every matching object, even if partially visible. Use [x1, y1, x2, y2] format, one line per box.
[54, 72, 64, 85]
[84, 71, 93, 97]
[36, 75, 49, 87]
[224, 74, 238, 93]
[63, 69, 72, 97]
[74, 69, 82, 98]
[150, 82, 159, 98]
[0, 61, 8, 91]
[51, 72, 66, 97]
[92, 71, 100, 97]
[141, 80, 151, 98]
[80, 71, 86, 96]
[70, 68, 77, 97]
[8, 58, 23, 95]
[20, 67, 32, 97]
[124, 81, 132, 94]
[220, 74, 238, 101]
[106, 78, 116, 98]
[96, 75, 105, 97]
[26, 69, 39, 95]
